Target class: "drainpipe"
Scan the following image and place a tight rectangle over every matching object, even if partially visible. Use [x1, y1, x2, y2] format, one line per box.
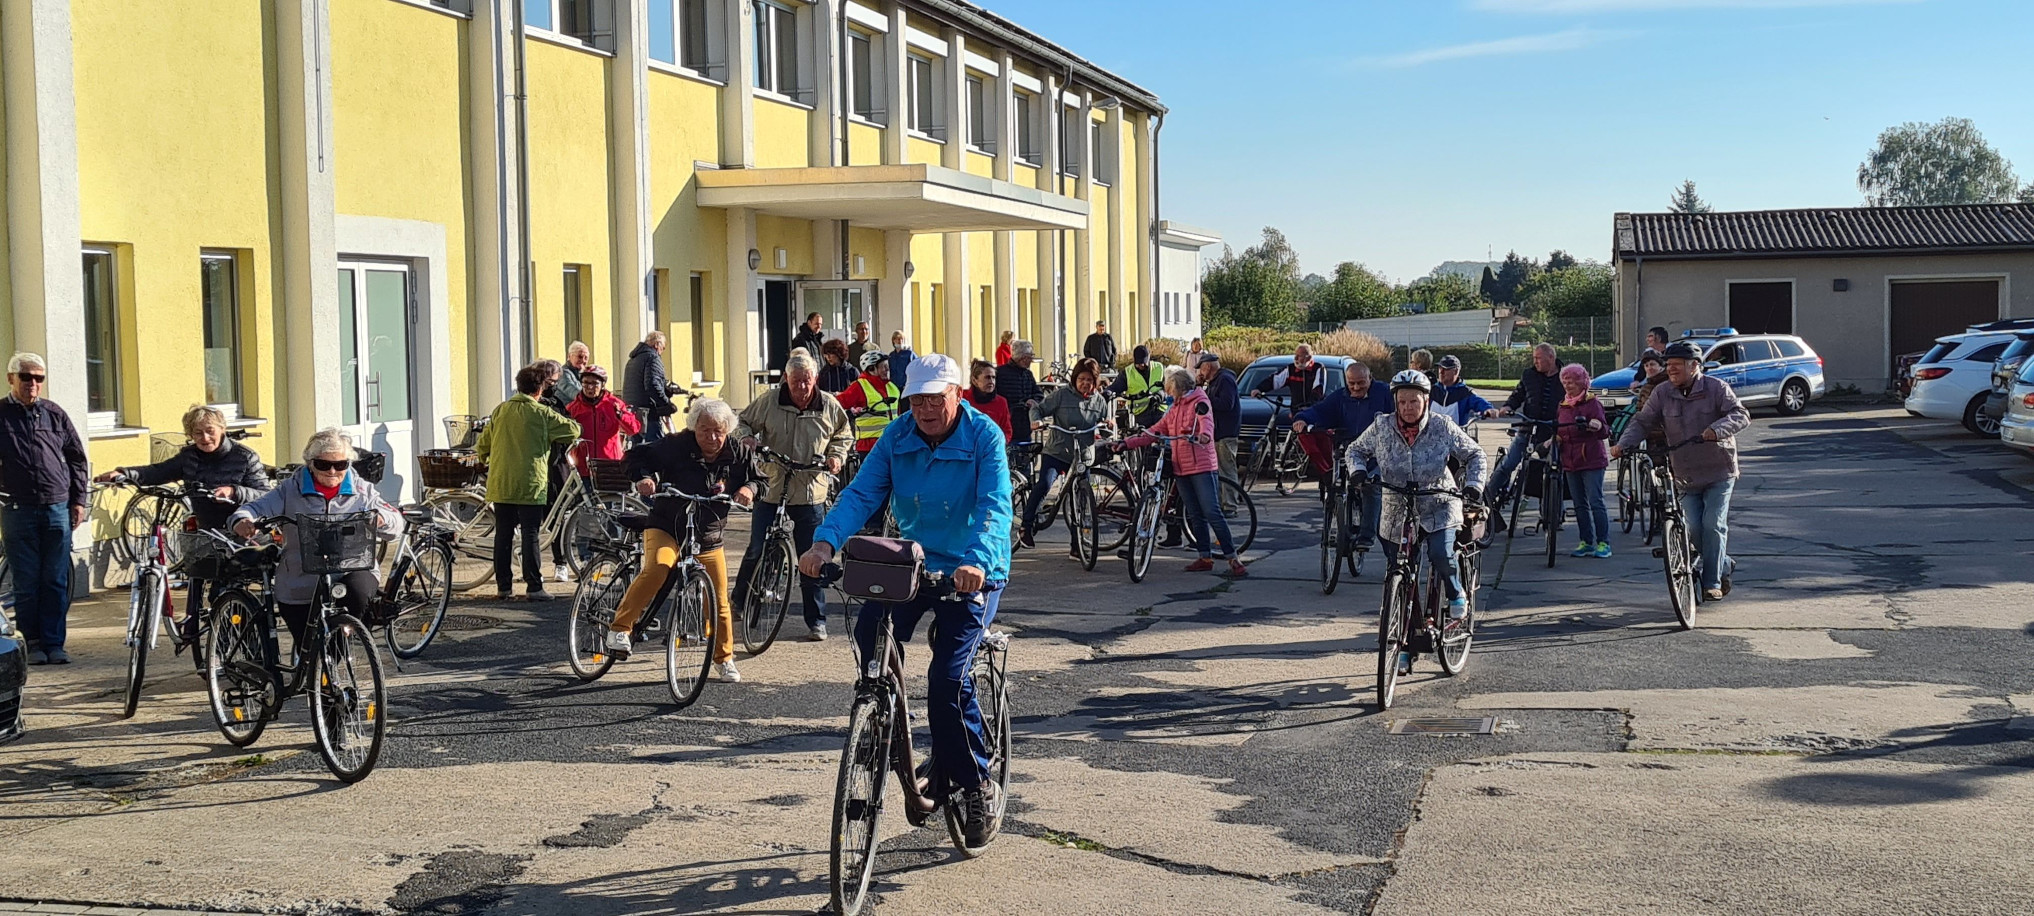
[489, 2, 515, 399]
[1633, 256, 1644, 360]
[1149, 110, 1164, 342]
[838, 2, 851, 279]
[513, 0, 534, 367]
[1057, 63, 1074, 362]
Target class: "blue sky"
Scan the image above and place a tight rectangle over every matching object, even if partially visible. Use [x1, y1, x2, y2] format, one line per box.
[984, 0, 2034, 281]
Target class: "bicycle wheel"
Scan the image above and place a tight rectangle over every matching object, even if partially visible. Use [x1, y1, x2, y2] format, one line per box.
[947, 638, 1010, 857]
[1067, 476, 1099, 571]
[1238, 440, 1263, 491]
[562, 500, 615, 577]
[116, 495, 156, 565]
[1377, 572, 1410, 710]
[425, 491, 496, 591]
[205, 589, 276, 747]
[1274, 435, 1305, 497]
[831, 694, 891, 916]
[1320, 489, 1344, 595]
[1663, 516, 1698, 630]
[1221, 478, 1258, 555]
[121, 566, 166, 719]
[1088, 467, 1135, 553]
[567, 555, 627, 680]
[1542, 468, 1563, 569]
[1127, 489, 1162, 582]
[1615, 456, 1636, 533]
[386, 540, 454, 659]
[1438, 548, 1478, 675]
[741, 537, 794, 655]
[157, 502, 192, 569]
[665, 572, 714, 708]
[310, 613, 386, 783]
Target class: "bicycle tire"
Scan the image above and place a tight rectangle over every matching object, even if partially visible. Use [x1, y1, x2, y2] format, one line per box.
[1088, 467, 1134, 552]
[741, 537, 794, 655]
[562, 500, 614, 578]
[665, 572, 714, 708]
[425, 491, 496, 591]
[386, 540, 454, 659]
[830, 694, 891, 916]
[1320, 489, 1343, 595]
[946, 638, 1010, 857]
[1128, 489, 1161, 582]
[1438, 549, 1477, 675]
[1615, 456, 1636, 533]
[1222, 478, 1259, 555]
[1664, 516, 1698, 630]
[121, 567, 166, 719]
[116, 495, 156, 565]
[1274, 435, 1305, 496]
[1377, 572, 1409, 710]
[1238, 440, 1262, 491]
[567, 555, 627, 680]
[1068, 477, 1099, 571]
[205, 589, 276, 747]
[310, 613, 385, 783]
[1542, 467, 1562, 569]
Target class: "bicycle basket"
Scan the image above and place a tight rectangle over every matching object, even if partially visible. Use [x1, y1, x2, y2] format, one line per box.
[352, 448, 388, 485]
[417, 450, 481, 490]
[1521, 456, 1550, 499]
[176, 529, 240, 581]
[444, 415, 483, 450]
[586, 458, 634, 494]
[149, 433, 185, 464]
[297, 511, 378, 575]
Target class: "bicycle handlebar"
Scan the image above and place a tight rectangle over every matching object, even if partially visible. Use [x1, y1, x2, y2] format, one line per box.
[1372, 479, 1464, 499]
[653, 484, 750, 510]
[1042, 422, 1111, 436]
[812, 561, 984, 607]
[754, 446, 836, 478]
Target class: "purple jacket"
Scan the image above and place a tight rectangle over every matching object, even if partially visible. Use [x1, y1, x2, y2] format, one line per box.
[1556, 396, 1610, 473]
[1615, 374, 1751, 491]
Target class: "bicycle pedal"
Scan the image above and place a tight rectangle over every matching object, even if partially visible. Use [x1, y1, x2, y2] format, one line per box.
[1651, 547, 1666, 558]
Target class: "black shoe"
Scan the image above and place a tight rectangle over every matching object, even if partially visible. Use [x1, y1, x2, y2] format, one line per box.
[1157, 536, 1185, 549]
[1018, 528, 1036, 549]
[960, 780, 1003, 847]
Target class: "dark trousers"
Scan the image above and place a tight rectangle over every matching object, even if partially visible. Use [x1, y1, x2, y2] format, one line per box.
[277, 570, 379, 650]
[491, 502, 546, 592]
[1021, 455, 1070, 533]
[732, 501, 828, 626]
[853, 582, 1003, 793]
[3, 504, 74, 651]
[635, 408, 666, 444]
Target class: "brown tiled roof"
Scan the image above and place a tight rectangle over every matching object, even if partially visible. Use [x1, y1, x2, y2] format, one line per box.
[1614, 204, 2034, 260]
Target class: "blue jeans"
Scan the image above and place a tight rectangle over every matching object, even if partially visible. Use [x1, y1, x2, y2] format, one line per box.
[733, 501, 828, 626]
[854, 581, 1003, 793]
[1176, 472, 1236, 559]
[1383, 527, 1463, 600]
[1351, 480, 1382, 548]
[2, 504, 74, 651]
[635, 409, 666, 444]
[1489, 429, 1532, 495]
[1021, 455, 1070, 534]
[1563, 468, 1609, 545]
[1681, 477, 1735, 591]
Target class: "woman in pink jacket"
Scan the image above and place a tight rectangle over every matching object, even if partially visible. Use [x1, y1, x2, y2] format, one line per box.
[1117, 367, 1246, 577]
[1555, 362, 1613, 558]
[566, 365, 643, 464]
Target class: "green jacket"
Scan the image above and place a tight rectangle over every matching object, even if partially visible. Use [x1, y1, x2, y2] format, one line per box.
[476, 394, 581, 505]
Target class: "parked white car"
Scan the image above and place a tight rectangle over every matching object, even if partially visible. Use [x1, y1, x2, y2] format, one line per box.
[1999, 368, 2034, 458]
[1905, 331, 2017, 436]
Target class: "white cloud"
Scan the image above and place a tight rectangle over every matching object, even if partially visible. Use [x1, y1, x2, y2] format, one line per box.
[1362, 27, 1634, 68]
[1473, 0, 1919, 12]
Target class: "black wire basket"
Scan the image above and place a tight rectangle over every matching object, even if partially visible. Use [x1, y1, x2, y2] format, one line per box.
[297, 511, 379, 575]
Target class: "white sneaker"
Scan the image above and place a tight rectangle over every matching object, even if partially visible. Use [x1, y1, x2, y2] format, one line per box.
[714, 660, 742, 682]
[554, 567, 576, 583]
[806, 621, 829, 642]
[602, 630, 632, 660]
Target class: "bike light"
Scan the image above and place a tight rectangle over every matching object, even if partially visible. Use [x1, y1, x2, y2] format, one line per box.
[1913, 367, 1952, 381]
[332, 583, 349, 600]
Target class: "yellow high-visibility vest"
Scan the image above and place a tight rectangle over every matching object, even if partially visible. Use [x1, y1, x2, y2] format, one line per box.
[853, 377, 900, 442]
[1124, 363, 1163, 414]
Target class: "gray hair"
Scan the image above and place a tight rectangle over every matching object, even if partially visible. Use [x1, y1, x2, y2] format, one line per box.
[1534, 342, 1557, 357]
[7, 352, 46, 375]
[303, 427, 355, 462]
[567, 340, 590, 358]
[784, 349, 818, 380]
[1163, 365, 1197, 396]
[688, 396, 737, 432]
[1345, 361, 1372, 380]
[645, 331, 668, 348]
[1012, 339, 1036, 358]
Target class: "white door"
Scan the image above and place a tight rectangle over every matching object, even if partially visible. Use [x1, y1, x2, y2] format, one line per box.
[796, 280, 873, 343]
[338, 262, 418, 504]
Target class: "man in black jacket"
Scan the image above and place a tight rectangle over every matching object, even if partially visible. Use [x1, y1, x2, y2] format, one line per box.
[1082, 321, 1117, 368]
[995, 340, 1042, 443]
[623, 332, 676, 443]
[1, 353, 91, 665]
[1488, 342, 1566, 503]
[791, 312, 827, 360]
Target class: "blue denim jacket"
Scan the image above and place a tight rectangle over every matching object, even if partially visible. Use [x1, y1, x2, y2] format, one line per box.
[816, 407, 1012, 582]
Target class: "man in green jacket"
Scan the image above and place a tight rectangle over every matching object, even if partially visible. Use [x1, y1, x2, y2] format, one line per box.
[477, 364, 581, 601]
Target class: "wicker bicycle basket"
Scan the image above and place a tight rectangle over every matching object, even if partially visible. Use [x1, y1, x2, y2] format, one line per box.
[417, 449, 481, 490]
[443, 415, 484, 450]
[149, 433, 185, 464]
[297, 511, 378, 576]
[176, 529, 241, 581]
[586, 458, 634, 494]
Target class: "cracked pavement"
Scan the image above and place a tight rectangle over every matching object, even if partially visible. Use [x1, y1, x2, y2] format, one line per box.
[2, 405, 2032, 915]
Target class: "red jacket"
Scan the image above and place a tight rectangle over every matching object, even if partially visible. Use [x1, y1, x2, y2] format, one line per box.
[966, 387, 1012, 440]
[995, 342, 1014, 366]
[1121, 388, 1219, 476]
[567, 391, 643, 463]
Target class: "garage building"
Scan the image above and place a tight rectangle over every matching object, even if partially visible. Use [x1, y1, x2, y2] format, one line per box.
[1611, 203, 2034, 391]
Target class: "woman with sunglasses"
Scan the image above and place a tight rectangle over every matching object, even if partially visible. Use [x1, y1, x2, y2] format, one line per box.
[230, 428, 402, 647]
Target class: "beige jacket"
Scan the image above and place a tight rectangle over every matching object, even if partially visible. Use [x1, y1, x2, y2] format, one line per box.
[736, 385, 853, 505]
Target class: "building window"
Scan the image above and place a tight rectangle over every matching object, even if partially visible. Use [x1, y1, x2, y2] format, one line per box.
[752, 0, 800, 99]
[81, 248, 122, 422]
[1013, 90, 1038, 163]
[690, 272, 709, 376]
[1060, 105, 1083, 177]
[1092, 120, 1114, 184]
[908, 53, 941, 137]
[849, 29, 884, 123]
[429, 0, 472, 12]
[649, 0, 720, 75]
[527, 0, 613, 50]
[562, 265, 587, 352]
[965, 74, 993, 152]
[200, 252, 242, 409]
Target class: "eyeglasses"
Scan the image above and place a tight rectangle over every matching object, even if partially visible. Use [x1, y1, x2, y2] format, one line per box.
[311, 458, 351, 472]
[14, 373, 44, 384]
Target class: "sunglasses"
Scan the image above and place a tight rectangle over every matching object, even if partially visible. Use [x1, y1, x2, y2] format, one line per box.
[311, 458, 351, 472]
[14, 373, 45, 384]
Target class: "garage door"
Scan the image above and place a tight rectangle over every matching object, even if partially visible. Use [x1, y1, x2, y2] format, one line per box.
[1889, 278, 1999, 373]
[1728, 281, 1792, 334]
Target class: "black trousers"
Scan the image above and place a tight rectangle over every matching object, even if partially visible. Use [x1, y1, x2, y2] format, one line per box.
[492, 502, 546, 592]
[277, 569, 379, 650]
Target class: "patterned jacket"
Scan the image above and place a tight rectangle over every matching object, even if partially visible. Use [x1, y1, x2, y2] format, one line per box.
[1345, 412, 1489, 535]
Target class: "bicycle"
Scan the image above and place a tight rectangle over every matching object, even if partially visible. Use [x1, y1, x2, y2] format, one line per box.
[735, 447, 835, 655]
[117, 429, 263, 567]
[96, 481, 229, 717]
[1320, 443, 1370, 594]
[824, 566, 1011, 916]
[566, 487, 737, 707]
[1499, 415, 1588, 569]
[421, 438, 642, 591]
[1647, 436, 1709, 630]
[203, 513, 388, 783]
[1015, 422, 1130, 570]
[369, 505, 457, 659]
[1374, 480, 1481, 709]
[1241, 393, 1308, 495]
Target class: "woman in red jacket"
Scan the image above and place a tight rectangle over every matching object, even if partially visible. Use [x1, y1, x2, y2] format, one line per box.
[567, 365, 643, 463]
[965, 359, 1012, 440]
[995, 330, 1015, 366]
[1556, 363, 1612, 558]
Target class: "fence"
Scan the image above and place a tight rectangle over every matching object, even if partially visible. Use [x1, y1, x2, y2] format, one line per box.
[1403, 316, 1618, 383]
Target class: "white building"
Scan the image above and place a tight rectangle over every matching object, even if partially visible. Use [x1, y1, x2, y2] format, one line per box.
[1155, 221, 1221, 341]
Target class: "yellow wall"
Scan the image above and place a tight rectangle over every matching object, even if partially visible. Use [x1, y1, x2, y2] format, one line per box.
[848, 228, 887, 280]
[963, 150, 994, 178]
[0, 58, 11, 354]
[907, 136, 944, 166]
[847, 122, 883, 166]
[754, 97, 812, 169]
[757, 215, 815, 277]
[524, 42, 616, 363]
[647, 71, 726, 385]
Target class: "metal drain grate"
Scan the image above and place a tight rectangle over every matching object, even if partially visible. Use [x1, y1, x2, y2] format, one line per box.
[437, 613, 505, 632]
[1388, 716, 1496, 736]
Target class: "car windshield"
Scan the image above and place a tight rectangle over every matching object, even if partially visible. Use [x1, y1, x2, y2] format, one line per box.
[1238, 362, 1349, 397]
[1920, 341, 1958, 364]
[2002, 337, 2034, 364]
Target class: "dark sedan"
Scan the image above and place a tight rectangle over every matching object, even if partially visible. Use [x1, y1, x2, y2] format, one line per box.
[0, 605, 24, 744]
[1236, 354, 1355, 447]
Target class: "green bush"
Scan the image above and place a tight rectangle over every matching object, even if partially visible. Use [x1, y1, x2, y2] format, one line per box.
[1198, 326, 1392, 375]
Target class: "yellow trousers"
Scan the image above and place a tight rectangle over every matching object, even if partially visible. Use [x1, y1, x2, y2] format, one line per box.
[612, 532, 734, 663]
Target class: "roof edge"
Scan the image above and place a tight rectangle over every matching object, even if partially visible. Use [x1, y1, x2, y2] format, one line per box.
[1616, 244, 2034, 263]
[910, 0, 1167, 115]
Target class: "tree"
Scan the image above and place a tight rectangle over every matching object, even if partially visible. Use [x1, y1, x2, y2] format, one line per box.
[1668, 180, 1712, 214]
[1517, 263, 1613, 320]
[1402, 273, 1485, 314]
[1858, 117, 2020, 207]
[1308, 261, 1399, 323]
[1484, 250, 1538, 307]
[2020, 183, 2034, 204]
[1201, 227, 1305, 329]
[1545, 250, 1577, 271]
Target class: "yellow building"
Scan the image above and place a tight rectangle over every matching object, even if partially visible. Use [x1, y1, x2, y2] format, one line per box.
[0, 0, 1170, 573]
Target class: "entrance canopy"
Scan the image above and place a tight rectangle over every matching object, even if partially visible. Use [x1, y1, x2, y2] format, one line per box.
[696, 164, 1088, 233]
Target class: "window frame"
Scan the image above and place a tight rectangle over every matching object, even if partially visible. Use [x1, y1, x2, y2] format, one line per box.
[1012, 89, 1039, 164]
[199, 251, 246, 416]
[752, 0, 807, 104]
[1059, 104, 1084, 178]
[562, 264, 588, 354]
[964, 72, 995, 153]
[847, 26, 887, 125]
[80, 246, 125, 430]
[907, 52, 944, 140]
[525, 0, 615, 52]
[1091, 119, 1114, 185]
[649, 0, 726, 81]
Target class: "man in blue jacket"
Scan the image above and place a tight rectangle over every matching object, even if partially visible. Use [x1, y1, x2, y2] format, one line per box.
[1196, 353, 1242, 515]
[1290, 360, 1391, 544]
[1432, 355, 1500, 428]
[800, 353, 1013, 846]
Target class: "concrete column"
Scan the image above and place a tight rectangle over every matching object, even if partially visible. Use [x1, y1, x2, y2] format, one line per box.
[723, 207, 757, 402]
[879, 229, 910, 343]
[1105, 103, 1124, 348]
[807, 0, 839, 168]
[275, 0, 342, 446]
[879, 3, 907, 165]
[466, 0, 511, 408]
[990, 49, 1014, 357]
[721, 0, 756, 167]
[939, 28, 968, 360]
[1136, 111, 1157, 341]
[1034, 71, 1061, 367]
[1073, 91, 1094, 365]
[609, 0, 654, 358]
[1, 0, 84, 404]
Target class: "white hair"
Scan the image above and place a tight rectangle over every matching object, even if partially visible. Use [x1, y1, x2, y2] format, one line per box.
[567, 340, 590, 357]
[1163, 365, 1196, 395]
[1012, 339, 1036, 358]
[303, 427, 355, 462]
[7, 352, 46, 375]
[645, 331, 668, 347]
[784, 349, 818, 380]
[688, 396, 737, 432]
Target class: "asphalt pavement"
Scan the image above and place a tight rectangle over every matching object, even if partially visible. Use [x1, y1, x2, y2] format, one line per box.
[3, 404, 2031, 915]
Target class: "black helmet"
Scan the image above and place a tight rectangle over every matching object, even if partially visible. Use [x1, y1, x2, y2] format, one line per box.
[1662, 341, 1702, 361]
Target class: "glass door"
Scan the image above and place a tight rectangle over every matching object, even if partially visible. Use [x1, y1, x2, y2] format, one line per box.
[796, 280, 872, 348]
[337, 262, 417, 504]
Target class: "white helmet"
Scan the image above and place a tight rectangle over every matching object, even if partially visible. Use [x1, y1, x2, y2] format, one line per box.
[1389, 369, 1432, 396]
[859, 350, 889, 372]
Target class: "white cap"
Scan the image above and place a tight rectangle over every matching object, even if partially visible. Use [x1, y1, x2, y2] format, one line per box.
[901, 353, 965, 398]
